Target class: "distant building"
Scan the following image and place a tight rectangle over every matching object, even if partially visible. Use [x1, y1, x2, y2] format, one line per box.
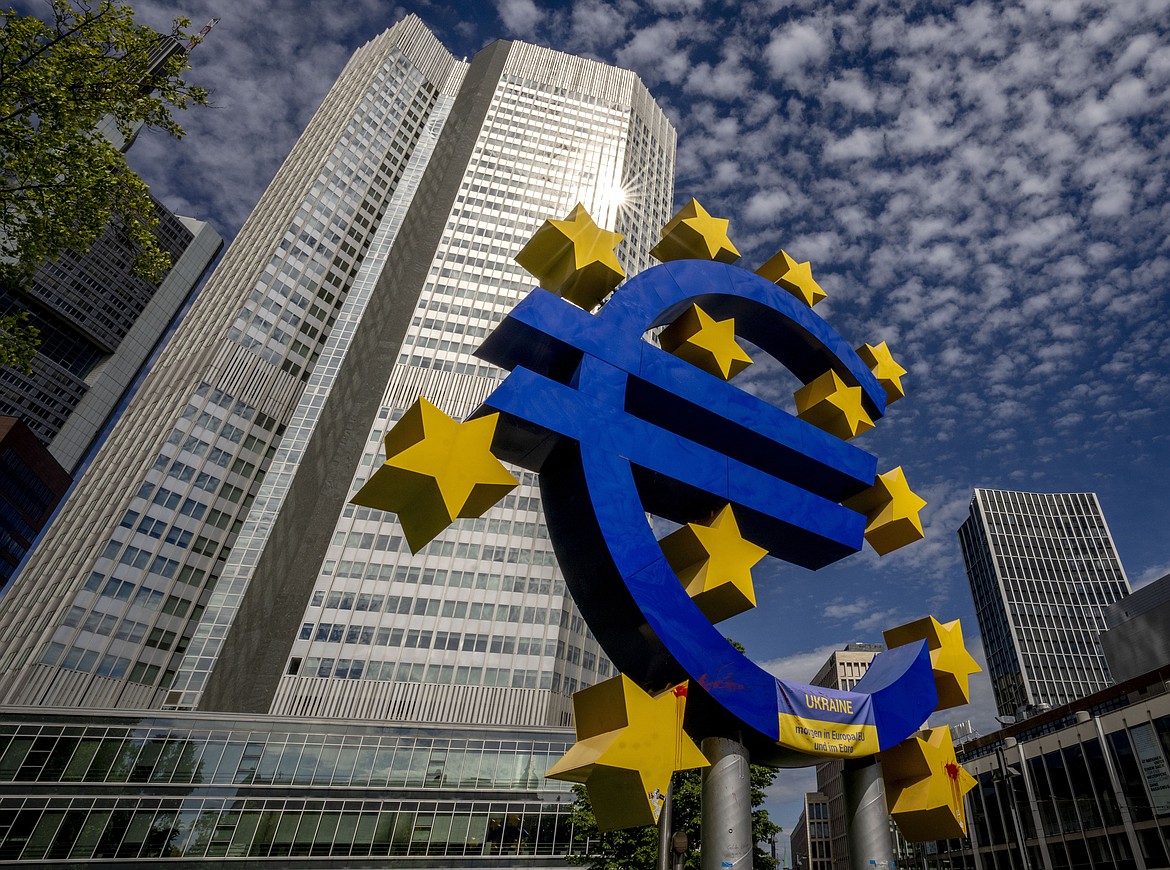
[958, 488, 1131, 718]
[927, 665, 1170, 870]
[791, 792, 830, 870]
[808, 643, 911, 870]
[0, 210, 221, 469]
[1100, 572, 1170, 682]
[0, 417, 70, 589]
[0, 27, 222, 564]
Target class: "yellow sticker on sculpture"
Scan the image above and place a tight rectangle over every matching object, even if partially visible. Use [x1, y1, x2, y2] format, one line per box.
[650, 198, 740, 264]
[514, 203, 625, 310]
[350, 397, 517, 552]
[843, 466, 926, 555]
[659, 304, 752, 381]
[660, 504, 766, 623]
[884, 616, 982, 709]
[546, 675, 708, 831]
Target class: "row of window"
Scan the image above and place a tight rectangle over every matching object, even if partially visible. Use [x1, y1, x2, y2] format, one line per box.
[0, 797, 575, 861]
[0, 723, 570, 790]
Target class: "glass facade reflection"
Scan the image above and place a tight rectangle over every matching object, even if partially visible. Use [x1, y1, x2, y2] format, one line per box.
[0, 709, 576, 864]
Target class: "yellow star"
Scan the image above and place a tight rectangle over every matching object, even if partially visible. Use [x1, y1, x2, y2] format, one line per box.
[350, 397, 518, 552]
[881, 726, 977, 841]
[856, 341, 908, 404]
[794, 370, 874, 441]
[515, 203, 626, 310]
[843, 467, 926, 555]
[659, 303, 753, 380]
[660, 504, 768, 623]
[547, 675, 709, 831]
[756, 250, 827, 307]
[650, 198, 740, 264]
[884, 616, 982, 710]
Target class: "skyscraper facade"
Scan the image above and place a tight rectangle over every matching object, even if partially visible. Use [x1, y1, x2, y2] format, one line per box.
[0, 15, 675, 731]
[957, 488, 1132, 718]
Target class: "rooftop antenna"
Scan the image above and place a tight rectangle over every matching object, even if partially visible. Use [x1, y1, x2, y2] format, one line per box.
[185, 17, 222, 54]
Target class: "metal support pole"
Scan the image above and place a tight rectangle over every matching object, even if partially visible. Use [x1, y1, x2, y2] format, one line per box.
[842, 757, 895, 870]
[658, 775, 674, 870]
[701, 735, 753, 870]
[1093, 716, 1148, 870]
[995, 742, 1030, 870]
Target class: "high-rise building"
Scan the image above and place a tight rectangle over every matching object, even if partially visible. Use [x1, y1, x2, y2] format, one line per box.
[0, 14, 675, 732]
[0, 208, 222, 471]
[957, 488, 1132, 719]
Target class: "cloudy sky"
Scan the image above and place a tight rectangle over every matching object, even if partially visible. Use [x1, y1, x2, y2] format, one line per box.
[120, 0, 1170, 845]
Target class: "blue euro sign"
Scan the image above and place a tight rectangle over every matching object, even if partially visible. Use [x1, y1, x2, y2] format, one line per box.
[476, 260, 936, 764]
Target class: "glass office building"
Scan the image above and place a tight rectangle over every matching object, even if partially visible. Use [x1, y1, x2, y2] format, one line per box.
[0, 16, 675, 730]
[0, 708, 575, 865]
[958, 489, 1132, 718]
[925, 667, 1170, 870]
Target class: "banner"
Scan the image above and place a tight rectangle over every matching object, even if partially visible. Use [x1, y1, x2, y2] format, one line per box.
[776, 678, 879, 758]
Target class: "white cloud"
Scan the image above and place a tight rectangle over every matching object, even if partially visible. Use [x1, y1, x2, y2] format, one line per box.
[568, 0, 629, 50]
[760, 642, 850, 683]
[685, 48, 754, 100]
[495, 0, 544, 34]
[822, 71, 876, 112]
[615, 19, 691, 84]
[764, 20, 829, 82]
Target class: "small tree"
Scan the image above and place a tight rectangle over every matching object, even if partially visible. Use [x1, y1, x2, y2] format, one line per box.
[567, 765, 781, 870]
[0, 308, 37, 372]
[0, 0, 209, 284]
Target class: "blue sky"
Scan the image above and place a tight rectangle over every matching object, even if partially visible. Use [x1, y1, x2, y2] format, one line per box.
[123, 0, 1170, 847]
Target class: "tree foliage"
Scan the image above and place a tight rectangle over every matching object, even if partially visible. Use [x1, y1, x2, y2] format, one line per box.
[0, 0, 208, 285]
[0, 308, 37, 372]
[567, 765, 782, 870]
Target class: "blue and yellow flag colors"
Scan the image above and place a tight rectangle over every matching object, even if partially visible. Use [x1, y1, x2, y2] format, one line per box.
[775, 680, 877, 758]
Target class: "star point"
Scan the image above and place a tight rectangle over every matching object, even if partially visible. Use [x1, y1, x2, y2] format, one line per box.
[794, 370, 874, 440]
[650, 198, 740, 264]
[350, 397, 518, 552]
[881, 726, 977, 841]
[757, 249, 827, 307]
[660, 504, 768, 623]
[884, 615, 982, 709]
[659, 303, 752, 380]
[515, 203, 625, 309]
[843, 466, 926, 555]
[546, 675, 709, 831]
[857, 341, 907, 404]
